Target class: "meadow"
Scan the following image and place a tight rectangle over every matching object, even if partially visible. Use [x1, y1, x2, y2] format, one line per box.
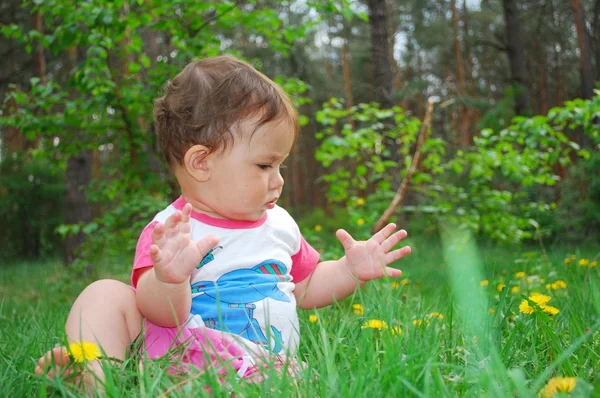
[1, 239, 598, 397]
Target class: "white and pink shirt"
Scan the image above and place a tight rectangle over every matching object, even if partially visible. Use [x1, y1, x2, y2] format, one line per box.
[132, 196, 319, 358]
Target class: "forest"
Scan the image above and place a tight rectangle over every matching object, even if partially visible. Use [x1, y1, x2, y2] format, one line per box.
[0, 0, 599, 397]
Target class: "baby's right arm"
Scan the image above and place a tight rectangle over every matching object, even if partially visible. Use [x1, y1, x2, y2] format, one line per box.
[135, 203, 219, 327]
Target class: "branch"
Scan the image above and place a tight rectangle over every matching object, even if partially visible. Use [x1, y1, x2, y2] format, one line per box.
[371, 98, 435, 234]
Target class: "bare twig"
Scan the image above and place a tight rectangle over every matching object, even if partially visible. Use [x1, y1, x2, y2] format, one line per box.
[371, 99, 435, 233]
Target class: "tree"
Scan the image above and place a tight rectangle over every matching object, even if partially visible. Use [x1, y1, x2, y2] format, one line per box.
[571, 0, 594, 99]
[367, 0, 400, 188]
[502, 0, 531, 115]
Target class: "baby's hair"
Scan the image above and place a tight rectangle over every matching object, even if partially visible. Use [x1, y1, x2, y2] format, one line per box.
[154, 55, 299, 166]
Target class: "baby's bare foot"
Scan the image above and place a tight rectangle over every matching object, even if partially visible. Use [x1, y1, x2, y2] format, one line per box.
[35, 346, 72, 379]
[35, 346, 104, 392]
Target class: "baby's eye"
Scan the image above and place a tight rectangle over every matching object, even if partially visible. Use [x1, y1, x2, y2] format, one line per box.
[258, 164, 272, 170]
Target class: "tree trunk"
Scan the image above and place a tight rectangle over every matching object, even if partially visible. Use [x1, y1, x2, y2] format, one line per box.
[571, 0, 595, 99]
[64, 151, 93, 265]
[64, 46, 92, 266]
[594, 0, 600, 80]
[386, 0, 403, 103]
[32, 11, 47, 85]
[462, 0, 480, 129]
[341, 27, 355, 128]
[367, 0, 400, 188]
[502, 0, 531, 115]
[452, 0, 470, 146]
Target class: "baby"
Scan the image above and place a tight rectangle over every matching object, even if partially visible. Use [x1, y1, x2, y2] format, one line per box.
[35, 55, 411, 386]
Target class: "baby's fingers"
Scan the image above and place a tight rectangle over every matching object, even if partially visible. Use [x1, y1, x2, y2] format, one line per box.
[149, 244, 164, 265]
[152, 222, 165, 244]
[196, 235, 219, 258]
[384, 266, 403, 278]
[380, 229, 408, 253]
[336, 229, 356, 251]
[384, 245, 412, 264]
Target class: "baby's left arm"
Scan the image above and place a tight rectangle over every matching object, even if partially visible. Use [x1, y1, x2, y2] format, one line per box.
[294, 223, 411, 309]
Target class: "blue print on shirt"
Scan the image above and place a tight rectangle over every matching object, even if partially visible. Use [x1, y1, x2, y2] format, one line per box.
[190, 259, 290, 353]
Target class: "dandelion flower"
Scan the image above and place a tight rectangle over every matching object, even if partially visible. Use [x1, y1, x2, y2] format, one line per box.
[489, 308, 495, 314]
[570, 254, 576, 260]
[401, 279, 410, 285]
[391, 282, 400, 289]
[357, 218, 365, 226]
[356, 198, 365, 206]
[519, 300, 534, 314]
[591, 261, 597, 268]
[511, 286, 520, 294]
[68, 341, 101, 363]
[352, 303, 365, 316]
[391, 326, 403, 336]
[428, 312, 444, 320]
[529, 293, 551, 305]
[516, 272, 526, 279]
[361, 319, 389, 330]
[314, 225, 322, 232]
[564, 258, 571, 264]
[309, 314, 318, 323]
[480, 280, 489, 287]
[541, 305, 560, 315]
[551, 280, 567, 289]
[497, 283, 506, 292]
[539, 376, 576, 398]
[579, 259, 589, 266]
[412, 319, 429, 326]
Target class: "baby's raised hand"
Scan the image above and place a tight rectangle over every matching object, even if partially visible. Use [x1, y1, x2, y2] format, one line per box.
[149, 203, 219, 285]
[336, 223, 411, 282]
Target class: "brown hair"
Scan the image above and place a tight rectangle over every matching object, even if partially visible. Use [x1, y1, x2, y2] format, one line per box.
[154, 55, 298, 166]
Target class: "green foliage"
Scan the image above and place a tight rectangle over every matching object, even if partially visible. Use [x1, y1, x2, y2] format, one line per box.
[554, 152, 600, 243]
[0, 154, 64, 262]
[315, 95, 600, 244]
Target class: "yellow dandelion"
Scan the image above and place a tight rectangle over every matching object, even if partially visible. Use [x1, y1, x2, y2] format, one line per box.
[570, 254, 576, 260]
[515, 272, 526, 279]
[391, 282, 400, 289]
[552, 280, 567, 289]
[519, 300, 534, 314]
[361, 319, 389, 330]
[314, 225, 322, 232]
[489, 308, 495, 314]
[68, 341, 101, 363]
[529, 293, 551, 305]
[579, 259, 589, 266]
[309, 314, 318, 323]
[480, 280, 489, 287]
[539, 376, 576, 398]
[357, 218, 365, 226]
[541, 305, 560, 316]
[352, 303, 365, 316]
[401, 279, 410, 285]
[563, 258, 572, 264]
[511, 286, 520, 294]
[356, 198, 365, 206]
[412, 319, 430, 326]
[391, 326, 403, 336]
[428, 312, 444, 320]
[591, 261, 597, 268]
[497, 283, 506, 292]
[546, 283, 552, 290]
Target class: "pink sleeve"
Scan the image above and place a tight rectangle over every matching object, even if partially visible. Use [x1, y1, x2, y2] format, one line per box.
[131, 221, 158, 288]
[290, 235, 320, 283]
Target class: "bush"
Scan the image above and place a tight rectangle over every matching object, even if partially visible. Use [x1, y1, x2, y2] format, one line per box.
[0, 154, 64, 262]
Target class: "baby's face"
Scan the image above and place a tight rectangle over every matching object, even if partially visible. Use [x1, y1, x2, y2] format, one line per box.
[196, 117, 294, 221]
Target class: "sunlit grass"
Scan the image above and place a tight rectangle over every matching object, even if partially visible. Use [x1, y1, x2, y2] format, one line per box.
[1, 242, 599, 397]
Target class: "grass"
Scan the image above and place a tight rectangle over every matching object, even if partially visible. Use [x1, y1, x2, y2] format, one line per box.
[0, 239, 599, 397]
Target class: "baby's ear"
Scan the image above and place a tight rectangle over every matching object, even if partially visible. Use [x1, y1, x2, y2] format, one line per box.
[183, 145, 211, 182]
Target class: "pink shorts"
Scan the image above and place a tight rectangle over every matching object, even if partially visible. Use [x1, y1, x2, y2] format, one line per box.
[138, 319, 301, 382]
